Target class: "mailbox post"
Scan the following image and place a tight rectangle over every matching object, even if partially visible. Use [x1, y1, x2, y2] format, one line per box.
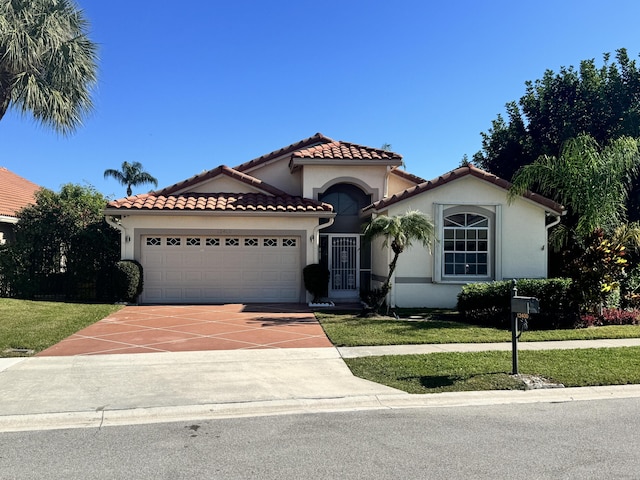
[510, 280, 539, 375]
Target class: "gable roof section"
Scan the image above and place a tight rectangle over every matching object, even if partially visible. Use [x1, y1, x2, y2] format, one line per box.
[0, 167, 40, 218]
[289, 141, 403, 171]
[364, 164, 565, 215]
[153, 165, 290, 197]
[235, 132, 335, 173]
[107, 166, 333, 214]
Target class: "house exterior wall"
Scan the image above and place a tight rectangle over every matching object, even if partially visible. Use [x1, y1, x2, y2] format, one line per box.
[117, 213, 319, 267]
[372, 175, 551, 308]
[302, 165, 386, 201]
[387, 172, 419, 195]
[187, 177, 262, 194]
[242, 158, 303, 196]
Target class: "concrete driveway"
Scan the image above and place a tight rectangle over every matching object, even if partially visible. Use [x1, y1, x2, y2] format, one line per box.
[37, 304, 333, 356]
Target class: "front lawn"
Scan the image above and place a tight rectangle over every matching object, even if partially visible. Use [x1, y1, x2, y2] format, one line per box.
[344, 347, 640, 393]
[316, 310, 640, 346]
[0, 299, 122, 356]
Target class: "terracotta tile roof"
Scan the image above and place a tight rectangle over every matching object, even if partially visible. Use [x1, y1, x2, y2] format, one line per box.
[364, 164, 565, 215]
[106, 192, 333, 213]
[291, 141, 403, 162]
[0, 167, 41, 218]
[235, 133, 335, 173]
[154, 165, 290, 197]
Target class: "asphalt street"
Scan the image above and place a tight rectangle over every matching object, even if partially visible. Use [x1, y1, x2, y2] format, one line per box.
[1, 398, 638, 479]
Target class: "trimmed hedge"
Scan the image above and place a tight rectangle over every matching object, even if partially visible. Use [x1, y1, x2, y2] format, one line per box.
[113, 260, 143, 303]
[457, 278, 577, 329]
[303, 263, 330, 302]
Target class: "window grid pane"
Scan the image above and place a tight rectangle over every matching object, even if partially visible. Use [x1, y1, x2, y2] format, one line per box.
[443, 212, 489, 277]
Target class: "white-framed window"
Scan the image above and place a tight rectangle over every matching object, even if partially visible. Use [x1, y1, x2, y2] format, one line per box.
[443, 213, 489, 276]
[435, 205, 497, 282]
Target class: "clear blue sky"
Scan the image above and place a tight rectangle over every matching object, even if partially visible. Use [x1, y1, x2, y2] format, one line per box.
[2, 0, 640, 199]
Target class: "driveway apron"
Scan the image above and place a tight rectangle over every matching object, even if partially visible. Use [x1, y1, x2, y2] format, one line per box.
[37, 304, 333, 356]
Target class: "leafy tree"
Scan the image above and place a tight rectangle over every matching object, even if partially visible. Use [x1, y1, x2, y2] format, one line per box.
[474, 49, 640, 184]
[363, 210, 435, 313]
[0, 184, 119, 298]
[104, 161, 158, 196]
[508, 134, 640, 248]
[0, 0, 98, 134]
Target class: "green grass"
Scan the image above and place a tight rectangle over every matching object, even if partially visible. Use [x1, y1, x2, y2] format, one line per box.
[0, 298, 122, 356]
[316, 310, 640, 347]
[345, 347, 640, 393]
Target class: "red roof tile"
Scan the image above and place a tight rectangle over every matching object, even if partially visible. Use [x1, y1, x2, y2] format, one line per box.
[0, 167, 41, 218]
[364, 164, 565, 215]
[235, 133, 335, 173]
[291, 141, 403, 162]
[106, 192, 333, 213]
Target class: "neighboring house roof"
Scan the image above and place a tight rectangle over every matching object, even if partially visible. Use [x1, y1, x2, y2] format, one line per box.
[0, 167, 40, 219]
[107, 192, 333, 213]
[364, 164, 565, 215]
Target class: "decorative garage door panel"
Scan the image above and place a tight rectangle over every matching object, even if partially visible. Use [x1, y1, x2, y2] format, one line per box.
[140, 235, 301, 303]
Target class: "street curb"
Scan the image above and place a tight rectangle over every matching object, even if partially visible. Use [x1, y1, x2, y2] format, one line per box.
[2, 384, 640, 433]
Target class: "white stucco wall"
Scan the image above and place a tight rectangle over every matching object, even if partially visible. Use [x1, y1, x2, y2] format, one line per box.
[387, 172, 419, 195]
[187, 177, 262, 194]
[115, 213, 320, 267]
[241, 158, 303, 196]
[302, 165, 387, 201]
[371, 175, 553, 309]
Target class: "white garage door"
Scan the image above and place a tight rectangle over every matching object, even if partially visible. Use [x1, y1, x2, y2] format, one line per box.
[140, 234, 301, 303]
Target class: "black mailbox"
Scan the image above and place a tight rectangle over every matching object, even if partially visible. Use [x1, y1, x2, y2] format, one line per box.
[511, 296, 539, 314]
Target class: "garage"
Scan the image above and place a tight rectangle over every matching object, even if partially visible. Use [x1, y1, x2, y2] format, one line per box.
[140, 234, 302, 303]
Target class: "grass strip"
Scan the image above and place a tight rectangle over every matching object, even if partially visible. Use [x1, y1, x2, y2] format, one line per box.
[316, 312, 640, 346]
[344, 347, 640, 394]
[0, 299, 122, 356]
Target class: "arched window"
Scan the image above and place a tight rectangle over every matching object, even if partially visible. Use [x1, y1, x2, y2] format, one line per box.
[443, 212, 489, 276]
[318, 184, 371, 234]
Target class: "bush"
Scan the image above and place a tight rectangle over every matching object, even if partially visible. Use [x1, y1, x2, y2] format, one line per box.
[113, 260, 143, 303]
[302, 263, 329, 302]
[457, 278, 577, 329]
[577, 308, 640, 327]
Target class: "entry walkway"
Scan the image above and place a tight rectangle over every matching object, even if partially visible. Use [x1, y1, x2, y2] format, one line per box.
[37, 304, 333, 356]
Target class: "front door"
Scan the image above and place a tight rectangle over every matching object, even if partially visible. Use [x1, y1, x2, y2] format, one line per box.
[328, 235, 359, 299]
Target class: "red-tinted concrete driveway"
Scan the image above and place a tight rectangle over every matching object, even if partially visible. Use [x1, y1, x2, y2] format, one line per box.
[37, 304, 333, 356]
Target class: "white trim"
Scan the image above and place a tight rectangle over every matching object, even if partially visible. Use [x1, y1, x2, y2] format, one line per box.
[0, 215, 18, 225]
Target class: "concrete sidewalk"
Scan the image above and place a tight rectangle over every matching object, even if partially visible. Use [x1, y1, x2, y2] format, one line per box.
[337, 338, 640, 358]
[1, 339, 640, 432]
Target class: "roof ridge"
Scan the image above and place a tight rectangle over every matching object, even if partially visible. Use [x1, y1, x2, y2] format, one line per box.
[234, 133, 334, 172]
[151, 165, 289, 198]
[364, 164, 564, 214]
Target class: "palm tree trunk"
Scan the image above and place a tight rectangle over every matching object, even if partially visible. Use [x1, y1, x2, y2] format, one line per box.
[374, 251, 400, 312]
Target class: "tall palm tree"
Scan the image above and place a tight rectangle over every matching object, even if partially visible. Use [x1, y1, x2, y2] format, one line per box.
[508, 134, 640, 248]
[363, 210, 435, 312]
[104, 161, 158, 197]
[0, 0, 98, 134]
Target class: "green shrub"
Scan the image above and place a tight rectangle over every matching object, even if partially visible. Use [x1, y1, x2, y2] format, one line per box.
[457, 278, 577, 329]
[303, 263, 330, 302]
[113, 260, 143, 303]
